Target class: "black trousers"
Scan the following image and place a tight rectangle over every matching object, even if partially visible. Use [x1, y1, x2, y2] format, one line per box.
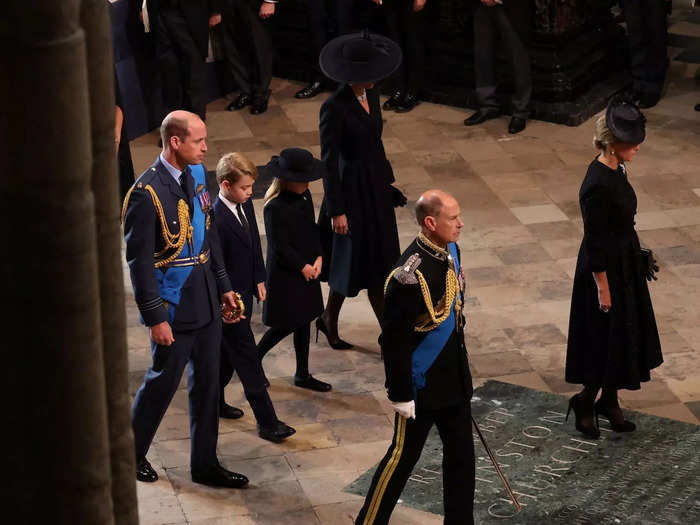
[221, 0, 273, 100]
[307, 0, 355, 82]
[355, 402, 475, 525]
[258, 324, 312, 379]
[156, 6, 208, 120]
[132, 319, 221, 471]
[220, 295, 278, 428]
[620, 0, 668, 97]
[383, 0, 426, 95]
[473, 5, 531, 119]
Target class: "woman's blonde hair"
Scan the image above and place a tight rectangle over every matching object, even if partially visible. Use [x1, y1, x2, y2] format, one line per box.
[593, 114, 618, 151]
[264, 178, 282, 206]
[216, 152, 258, 185]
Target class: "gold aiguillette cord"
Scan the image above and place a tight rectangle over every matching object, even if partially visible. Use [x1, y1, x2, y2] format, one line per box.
[472, 416, 522, 512]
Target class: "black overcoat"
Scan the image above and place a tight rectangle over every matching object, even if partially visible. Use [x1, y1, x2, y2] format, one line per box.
[318, 84, 401, 297]
[263, 189, 324, 329]
[566, 159, 663, 390]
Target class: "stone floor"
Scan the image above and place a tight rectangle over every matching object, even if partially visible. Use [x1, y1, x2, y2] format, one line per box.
[125, 17, 700, 525]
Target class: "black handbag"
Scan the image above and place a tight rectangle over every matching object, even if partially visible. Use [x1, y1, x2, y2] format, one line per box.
[640, 248, 659, 281]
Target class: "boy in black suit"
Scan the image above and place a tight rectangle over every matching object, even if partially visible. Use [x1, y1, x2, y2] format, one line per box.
[214, 152, 295, 442]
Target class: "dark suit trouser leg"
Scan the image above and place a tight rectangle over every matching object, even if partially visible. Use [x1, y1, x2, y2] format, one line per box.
[160, 8, 207, 120]
[621, 0, 668, 97]
[132, 329, 197, 462]
[473, 6, 500, 112]
[354, 412, 433, 525]
[221, 317, 278, 428]
[156, 10, 184, 116]
[308, 0, 331, 83]
[248, 14, 273, 99]
[396, 1, 426, 96]
[495, 9, 531, 119]
[222, 2, 255, 96]
[436, 403, 475, 525]
[187, 320, 222, 471]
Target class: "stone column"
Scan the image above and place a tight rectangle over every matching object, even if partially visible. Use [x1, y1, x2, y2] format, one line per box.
[1, 1, 114, 523]
[80, 1, 138, 524]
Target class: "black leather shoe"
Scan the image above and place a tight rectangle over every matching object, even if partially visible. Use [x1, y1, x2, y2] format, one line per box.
[294, 374, 332, 392]
[464, 109, 500, 126]
[382, 90, 404, 111]
[295, 81, 325, 99]
[508, 116, 527, 134]
[192, 464, 249, 489]
[258, 421, 296, 442]
[638, 92, 660, 109]
[136, 458, 158, 483]
[395, 93, 421, 113]
[315, 317, 353, 350]
[227, 93, 251, 111]
[695, 103, 700, 111]
[250, 97, 268, 115]
[220, 403, 244, 420]
[594, 400, 636, 432]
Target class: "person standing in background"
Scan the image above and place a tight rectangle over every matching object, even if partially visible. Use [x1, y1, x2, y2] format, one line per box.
[619, 0, 670, 108]
[142, 0, 222, 121]
[294, 0, 355, 99]
[377, 0, 427, 113]
[464, 0, 532, 134]
[221, 0, 277, 115]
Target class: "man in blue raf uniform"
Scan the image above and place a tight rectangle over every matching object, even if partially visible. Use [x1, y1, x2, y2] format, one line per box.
[122, 110, 248, 488]
[354, 189, 475, 525]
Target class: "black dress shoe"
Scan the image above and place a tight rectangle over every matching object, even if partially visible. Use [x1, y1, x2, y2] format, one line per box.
[136, 458, 158, 483]
[258, 421, 296, 442]
[295, 80, 325, 99]
[192, 464, 249, 489]
[220, 403, 244, 420]
[294, 374, 332, 392]
[464, 109, 500, 126]
[227, 93, 251, 111]
[695, 103, 700, 111]
[395, 93, 421, 113]
[638, 92, 660, 109]
[250, 98, 268, 115]
[382, 90, 404, 111]
[508, 116, 527, 134]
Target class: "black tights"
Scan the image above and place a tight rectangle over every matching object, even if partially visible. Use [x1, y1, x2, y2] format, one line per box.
[581, 384, 624, 423]
[257, 325, 311, 379]
[321, 285, 385, 340]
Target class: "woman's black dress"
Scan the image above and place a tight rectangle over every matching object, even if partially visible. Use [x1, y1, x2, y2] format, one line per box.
[318, 84, 401, 298]
[566, 158, 663, 390]
[263, 189, 324, 330]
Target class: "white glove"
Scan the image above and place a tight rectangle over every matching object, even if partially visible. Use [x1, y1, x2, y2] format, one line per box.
[391, 400, 416, 420]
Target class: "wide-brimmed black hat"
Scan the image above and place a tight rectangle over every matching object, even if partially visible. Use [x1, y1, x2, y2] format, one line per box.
[319, 30, 402, 84]
[606, 95, 646, 144]
[261, 148, 325, 182]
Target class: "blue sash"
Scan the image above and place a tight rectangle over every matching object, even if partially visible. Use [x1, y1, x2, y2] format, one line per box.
[411, 242, 461, 396]
[155, 164, 208, 323]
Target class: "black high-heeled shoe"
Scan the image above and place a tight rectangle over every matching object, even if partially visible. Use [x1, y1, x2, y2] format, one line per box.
[315, 317, 353, 350]
[566, 393, 600, 439]
[594, 400, 636, 432]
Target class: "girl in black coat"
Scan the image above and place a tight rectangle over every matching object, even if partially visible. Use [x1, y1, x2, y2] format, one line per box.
[316, 31, 407, 349]
[257, 149, 332, 392]
[566, 99, 662, 438]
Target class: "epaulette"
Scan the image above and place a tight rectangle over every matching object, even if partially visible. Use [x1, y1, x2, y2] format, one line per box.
[394, 253, 421, 285]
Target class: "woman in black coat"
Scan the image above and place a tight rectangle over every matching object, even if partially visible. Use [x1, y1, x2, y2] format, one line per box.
[566, 97, 662, 438]
[257, 149, 332, 392]
[316, 31, 407, 349]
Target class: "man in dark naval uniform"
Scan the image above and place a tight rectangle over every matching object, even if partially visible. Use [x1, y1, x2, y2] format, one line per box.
[354, 189, 475, 525]
[122, 110, 248, 488]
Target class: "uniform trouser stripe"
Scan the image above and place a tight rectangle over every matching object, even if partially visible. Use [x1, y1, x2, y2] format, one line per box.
[363, 415, 407, 525]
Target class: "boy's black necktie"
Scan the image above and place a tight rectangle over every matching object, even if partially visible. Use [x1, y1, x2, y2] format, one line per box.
[237, 203, 251, 237]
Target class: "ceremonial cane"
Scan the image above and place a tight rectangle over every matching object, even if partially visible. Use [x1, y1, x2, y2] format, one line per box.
[472, 416, 522, 512]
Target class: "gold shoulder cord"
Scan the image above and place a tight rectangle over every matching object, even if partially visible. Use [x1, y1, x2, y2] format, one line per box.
[121, 184, 193, 268]
[384, 265, 462, 333]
